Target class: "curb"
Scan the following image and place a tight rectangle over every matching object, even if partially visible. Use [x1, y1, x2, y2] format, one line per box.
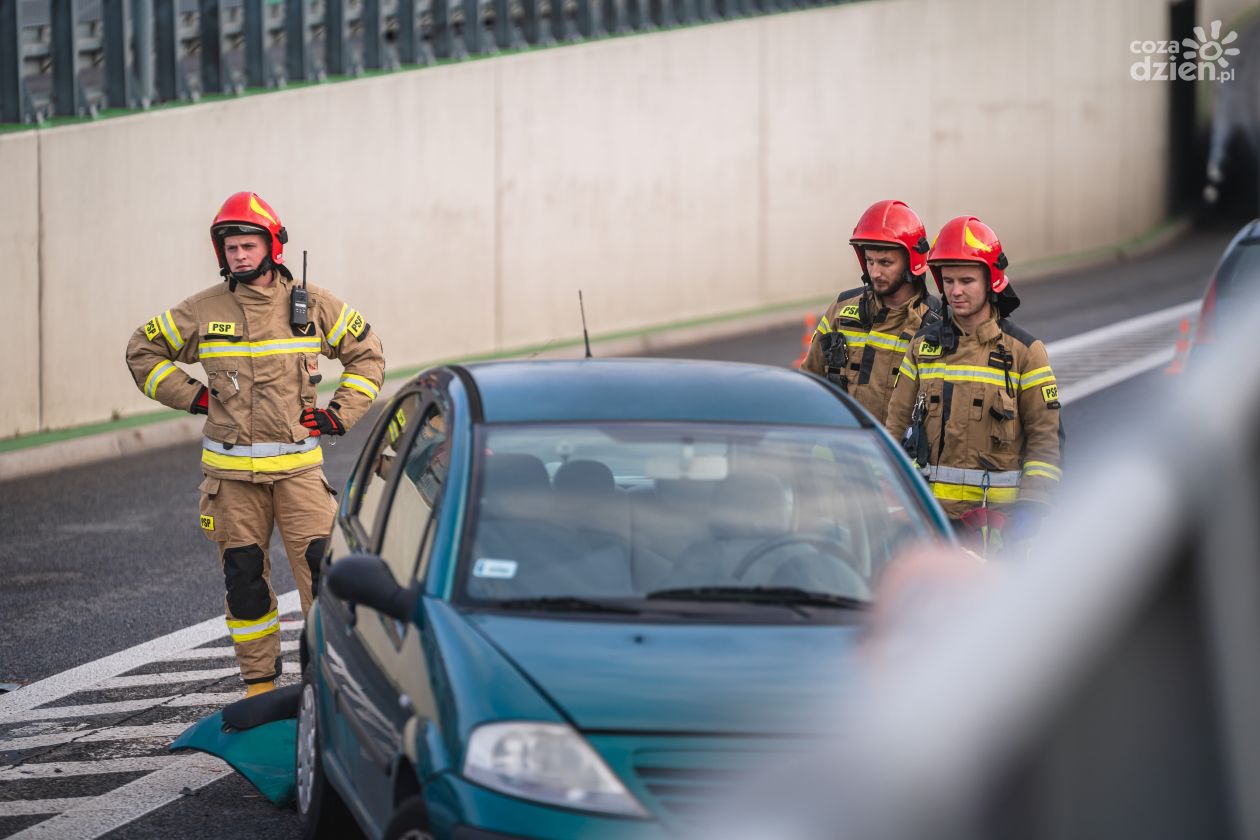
[0, 306, 807, 483]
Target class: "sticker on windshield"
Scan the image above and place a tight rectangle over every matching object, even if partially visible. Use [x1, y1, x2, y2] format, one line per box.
[474, 558, 518, 579]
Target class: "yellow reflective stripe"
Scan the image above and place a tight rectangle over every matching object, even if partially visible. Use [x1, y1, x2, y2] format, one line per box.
[898, 357, 917, 380]
[837, 329, 868, 348]
[1023, 460, 1063, 480]
[158, 310, 184, 351]
[930, 482, 1020, 503]
[144, 361, 177, 398]
[340, 373, 379, 400]
[199, 338, 321, 358]
[327, 304, 351, 347]
[1021, 367, 1055, 389]
[1024, 469, 1060, 481]
[226, 609, 280, 642]
[201, 447, 323, 473]
[864, 331, 910, 353]
[918, 364, 1013, 386]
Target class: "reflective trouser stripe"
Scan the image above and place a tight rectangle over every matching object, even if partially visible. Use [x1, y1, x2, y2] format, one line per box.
[931, 483, 1021, 504]
[201, 447, 323, 473]
[201, 437, 320, 458]
[924, 466, 1022, 488]
[226, 610, 280, 642]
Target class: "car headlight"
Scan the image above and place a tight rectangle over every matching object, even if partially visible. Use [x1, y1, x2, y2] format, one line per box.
[463, 722, 649, 818]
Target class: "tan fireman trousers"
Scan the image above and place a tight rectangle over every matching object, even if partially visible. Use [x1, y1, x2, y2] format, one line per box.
[199, 469, 338, 683]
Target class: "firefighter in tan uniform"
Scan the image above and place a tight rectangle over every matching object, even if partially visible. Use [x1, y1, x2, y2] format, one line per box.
[801, 200, 942, 422]
[885, 216, 1062, 553]
[125, 192, 385, 695]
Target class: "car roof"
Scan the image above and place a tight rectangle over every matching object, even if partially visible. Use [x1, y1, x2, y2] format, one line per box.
[458, 358, 864, 427]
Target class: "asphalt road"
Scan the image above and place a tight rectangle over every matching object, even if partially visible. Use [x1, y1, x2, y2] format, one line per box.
[0, 225, 1236, 839]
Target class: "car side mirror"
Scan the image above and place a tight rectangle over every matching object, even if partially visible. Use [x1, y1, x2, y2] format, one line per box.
[325, 553, 416, 623]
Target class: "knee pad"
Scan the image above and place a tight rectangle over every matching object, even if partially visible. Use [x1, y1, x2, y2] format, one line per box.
[223, 544, 270, 620]
[305, 537, 329, 596]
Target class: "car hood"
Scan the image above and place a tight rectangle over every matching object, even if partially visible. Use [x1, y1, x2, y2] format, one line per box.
[465, 614, 861, 735]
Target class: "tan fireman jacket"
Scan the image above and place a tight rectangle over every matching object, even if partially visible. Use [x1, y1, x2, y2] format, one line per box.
[884, 313, 1062, 520]
[125, 272, 385, 482]
[800, 286, 941, 423]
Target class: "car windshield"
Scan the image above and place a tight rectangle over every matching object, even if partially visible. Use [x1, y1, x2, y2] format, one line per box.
[459, 423, 941, 613]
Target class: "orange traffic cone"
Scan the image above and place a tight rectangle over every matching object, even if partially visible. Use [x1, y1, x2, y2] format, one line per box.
[793, 313, 817, 367]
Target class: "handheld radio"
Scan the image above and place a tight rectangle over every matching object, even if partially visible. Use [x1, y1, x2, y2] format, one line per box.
[291, 250, 310, 330]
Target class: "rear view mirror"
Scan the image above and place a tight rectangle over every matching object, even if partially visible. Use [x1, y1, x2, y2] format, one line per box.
[325, 553, 416, 622]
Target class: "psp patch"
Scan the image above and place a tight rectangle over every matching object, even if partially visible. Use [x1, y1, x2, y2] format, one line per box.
[347, 311, 367, 339]
[918, 340, 943, 357]
[144, 318, 162, 342]
[200, 515, 215, 531]
[1041, 384, 1059, 403]
[207, 321, 237, 337]
[838, 305, 862, 321]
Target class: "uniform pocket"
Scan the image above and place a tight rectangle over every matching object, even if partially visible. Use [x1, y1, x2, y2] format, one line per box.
[297, 354, 319, 407]
[203, 419, 239, 445]
[198, 476, 226, 543]
[205, 366, 241, 404]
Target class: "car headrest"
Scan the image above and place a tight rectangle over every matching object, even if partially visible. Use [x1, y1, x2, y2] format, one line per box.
[710, 472, 791, 540]
[553, 459, 616, 497]
[480, 453, 551, 518]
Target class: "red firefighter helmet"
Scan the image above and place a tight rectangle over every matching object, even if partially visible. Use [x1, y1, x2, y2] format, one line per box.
[210, 191, 288, 275]
[926, 216, 1009, 293]
[848, 200, 931, 278]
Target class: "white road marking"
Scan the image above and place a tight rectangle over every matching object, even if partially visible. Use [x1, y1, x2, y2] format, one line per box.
[0, 756, 176, 781]
[0, 723, 192, 753]
[159, 639, 299, 662]
[1045, 300, 1197, 406]
[96, 661, 300, 690]
[94, 667, 240, 688]
[1, 698, 179, 723]
[0, 799, 86, 817]
[165, 691, 257, 708]
[0, 590, 301, 724]
[6, 753, 234, 840]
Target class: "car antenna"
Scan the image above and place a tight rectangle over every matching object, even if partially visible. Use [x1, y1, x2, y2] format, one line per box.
[579, 290, 593, 359]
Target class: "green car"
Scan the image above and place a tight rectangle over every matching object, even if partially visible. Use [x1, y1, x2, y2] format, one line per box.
[297, 359, 952, 839]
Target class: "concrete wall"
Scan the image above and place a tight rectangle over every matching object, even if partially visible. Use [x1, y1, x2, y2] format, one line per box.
[0, 0, 1173, 437]
[0, 133, 41, 439]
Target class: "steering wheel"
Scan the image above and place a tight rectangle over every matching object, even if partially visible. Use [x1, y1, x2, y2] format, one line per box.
[731, 535, 859, 582]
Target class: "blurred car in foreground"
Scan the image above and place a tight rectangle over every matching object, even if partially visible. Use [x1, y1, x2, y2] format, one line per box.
[297, 358, 952, 840]
[1170, 219, 1260, 373]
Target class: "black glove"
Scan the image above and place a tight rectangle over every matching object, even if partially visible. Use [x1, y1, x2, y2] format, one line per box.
[189, 386, 209, 415]
[301, 406, 346, 437]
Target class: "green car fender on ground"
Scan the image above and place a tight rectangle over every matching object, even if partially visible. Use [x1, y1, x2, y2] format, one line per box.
[169, 686, 301, 807]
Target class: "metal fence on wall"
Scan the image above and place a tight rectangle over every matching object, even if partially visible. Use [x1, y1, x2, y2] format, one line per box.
[0, 0, 833, 124]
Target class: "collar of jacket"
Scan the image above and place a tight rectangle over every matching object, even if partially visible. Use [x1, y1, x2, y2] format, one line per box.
[233, 271, 289, 303]
[949, 313, 1002, 344]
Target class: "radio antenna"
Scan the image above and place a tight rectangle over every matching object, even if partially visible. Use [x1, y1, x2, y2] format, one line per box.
[579, 290, 593, 359]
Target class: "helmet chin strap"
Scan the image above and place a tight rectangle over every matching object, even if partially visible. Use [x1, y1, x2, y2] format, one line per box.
[223, 256, 274, 288]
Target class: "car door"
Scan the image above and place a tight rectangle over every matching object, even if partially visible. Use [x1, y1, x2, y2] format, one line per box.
[323, 388, 450, 829]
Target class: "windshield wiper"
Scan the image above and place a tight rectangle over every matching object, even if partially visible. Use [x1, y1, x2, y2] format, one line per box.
[644, 586, 868, 610]
[490, 596, 642, 615]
